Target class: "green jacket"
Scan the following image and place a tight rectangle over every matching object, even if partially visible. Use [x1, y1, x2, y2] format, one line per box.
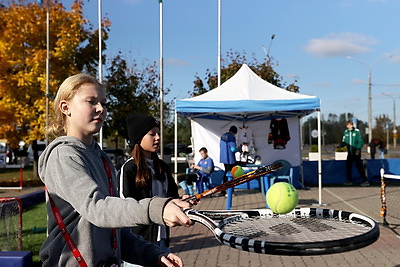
[341, 127, 364, 155]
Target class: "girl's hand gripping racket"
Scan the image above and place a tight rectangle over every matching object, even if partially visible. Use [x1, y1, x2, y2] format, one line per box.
[184, 208, 380, 255]
[186, 162, 283, 203]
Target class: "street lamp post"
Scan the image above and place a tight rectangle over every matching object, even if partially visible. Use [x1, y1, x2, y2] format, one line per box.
[346, 55, 393, 142]
[267, 34, 275, 57]
[382, 93, 397, 148]
[262, 34, 276, 67]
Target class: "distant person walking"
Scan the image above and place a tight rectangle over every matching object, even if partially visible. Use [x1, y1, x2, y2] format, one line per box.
[369, 138, 385, 159]
[339, 121, 369, 186]
[377, 139, 385, 159]
[369, 138, 378, 159]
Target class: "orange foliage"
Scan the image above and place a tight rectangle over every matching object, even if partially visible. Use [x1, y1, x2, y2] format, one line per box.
[0, 0, 110, 147]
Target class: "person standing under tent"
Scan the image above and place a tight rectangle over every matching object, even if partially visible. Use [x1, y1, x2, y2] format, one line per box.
[219, 126, 238, 196]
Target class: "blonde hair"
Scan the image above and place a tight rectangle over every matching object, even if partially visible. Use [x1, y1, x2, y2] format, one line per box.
[47, 73, 103, 138]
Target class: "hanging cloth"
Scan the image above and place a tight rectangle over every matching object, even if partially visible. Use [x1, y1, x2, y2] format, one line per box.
[268, 118, 291, 149]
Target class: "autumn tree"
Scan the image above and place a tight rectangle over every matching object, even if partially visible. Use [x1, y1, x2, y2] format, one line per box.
[191, 49, 298, 97]
[162, 108, 191, 147]
[373, 115, 392, 146]
[104, 54, 171, 146]
[0, 0, 110, 149]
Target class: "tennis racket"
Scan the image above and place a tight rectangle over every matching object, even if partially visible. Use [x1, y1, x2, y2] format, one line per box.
[184, 207, 379, 255]
[186, 162, 283, 202]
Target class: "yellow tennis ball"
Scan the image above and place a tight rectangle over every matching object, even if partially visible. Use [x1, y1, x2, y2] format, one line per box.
[266, 182, 298, 214]
[231, 165, 244, 178]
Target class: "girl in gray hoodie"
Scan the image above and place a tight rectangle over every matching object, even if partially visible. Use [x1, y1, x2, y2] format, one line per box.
[39, 74, 192, 266]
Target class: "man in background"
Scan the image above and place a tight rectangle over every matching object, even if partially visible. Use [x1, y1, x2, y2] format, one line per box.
[339, 121, 370, 186]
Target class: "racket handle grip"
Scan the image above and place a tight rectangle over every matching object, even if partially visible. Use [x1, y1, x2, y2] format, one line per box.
[184, 195, 200, 203]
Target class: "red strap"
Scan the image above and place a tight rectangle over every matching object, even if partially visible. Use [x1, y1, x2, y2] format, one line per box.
[101, 157, 118, 250]
[46, 187, 88, 267]
[45, 156, 118, 266]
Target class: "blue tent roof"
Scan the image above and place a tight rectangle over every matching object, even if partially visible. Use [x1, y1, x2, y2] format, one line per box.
[176, 64, 320, 121]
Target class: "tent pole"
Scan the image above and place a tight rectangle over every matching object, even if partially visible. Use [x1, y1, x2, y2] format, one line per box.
[298, 116, 305, 187]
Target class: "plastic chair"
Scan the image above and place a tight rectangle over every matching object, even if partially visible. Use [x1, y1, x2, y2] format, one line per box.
[208, 166, 224, 188]
[269, 159, 293, 185]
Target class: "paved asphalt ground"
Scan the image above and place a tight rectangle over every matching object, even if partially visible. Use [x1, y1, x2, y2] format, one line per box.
[170, 185, 400, 267]
[1, 184, 399, 267]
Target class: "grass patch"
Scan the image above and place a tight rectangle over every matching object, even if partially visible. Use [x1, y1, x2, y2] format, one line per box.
[22, 202, 47, 264]
[0, 166, 43, 187]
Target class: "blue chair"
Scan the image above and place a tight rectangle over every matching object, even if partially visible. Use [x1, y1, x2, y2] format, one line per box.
[208, 166, 224, 188]
[269, 159, 293, 185]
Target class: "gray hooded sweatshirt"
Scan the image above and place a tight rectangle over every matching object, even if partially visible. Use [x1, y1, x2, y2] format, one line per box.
[39, 136, 169, 266]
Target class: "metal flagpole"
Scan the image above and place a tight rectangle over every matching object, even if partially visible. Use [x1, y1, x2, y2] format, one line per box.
[45, 0, 50, 146]
[159, 0, 164, 159]
[98, 0, 103, 149]
[217, 0, 221, 87]
[317, 110, 322, 205]
[174, 104, 178, 181]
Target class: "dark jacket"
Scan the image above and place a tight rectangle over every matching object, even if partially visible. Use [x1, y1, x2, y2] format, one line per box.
[219, 132, 237, 164]
[119, 157, 179, 245]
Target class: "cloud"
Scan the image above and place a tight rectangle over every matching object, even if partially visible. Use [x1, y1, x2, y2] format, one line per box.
[122, 0, 143, 4]
[304, 33, 378, 58]
[166, 58, 190, 67]
[310, 82, 331, 87]
[349, 78, 366, 85]
[389, 50, 400, 63]
[283, 73, 299, 80]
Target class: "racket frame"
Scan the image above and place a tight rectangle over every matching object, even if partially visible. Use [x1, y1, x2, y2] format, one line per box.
[185, 207, 380, 255]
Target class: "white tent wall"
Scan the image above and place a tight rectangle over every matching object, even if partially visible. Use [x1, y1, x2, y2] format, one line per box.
[190, 117, 301, 170]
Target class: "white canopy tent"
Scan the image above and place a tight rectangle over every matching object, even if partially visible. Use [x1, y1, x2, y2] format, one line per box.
[175, 64, 323, 203]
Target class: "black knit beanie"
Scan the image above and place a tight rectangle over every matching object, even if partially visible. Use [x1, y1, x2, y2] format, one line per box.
[126, 114, 160, 145]
[229, 125, 238, 134]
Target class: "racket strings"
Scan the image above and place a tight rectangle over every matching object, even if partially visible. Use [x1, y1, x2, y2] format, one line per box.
[292, 217, 336, 232]
[269, 223, 301, 236]
[220, 215, 373, 243]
